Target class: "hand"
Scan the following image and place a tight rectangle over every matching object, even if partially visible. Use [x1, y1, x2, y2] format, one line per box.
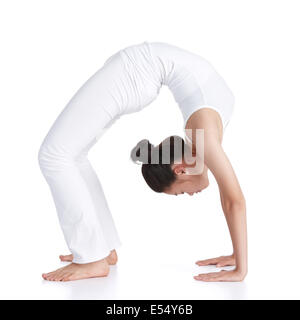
[194, 269, 246, 282]
[196, 254, 235, 268]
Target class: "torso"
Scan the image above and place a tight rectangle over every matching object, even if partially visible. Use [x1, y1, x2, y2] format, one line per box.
[119, 41, 235, 133]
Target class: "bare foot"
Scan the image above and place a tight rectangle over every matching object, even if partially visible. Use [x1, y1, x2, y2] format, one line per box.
[59, 250, 118, 265]
[42, 259, 109, 282]
[106, 250, 118, 265]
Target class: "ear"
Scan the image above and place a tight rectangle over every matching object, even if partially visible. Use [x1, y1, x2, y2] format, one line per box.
[173, 164, 186, 175]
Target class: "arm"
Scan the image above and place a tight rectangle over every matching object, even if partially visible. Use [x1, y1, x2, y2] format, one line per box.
[220, 186, 247, 276]
[196, 134, 248, 281]
[185, 108, 248, 281]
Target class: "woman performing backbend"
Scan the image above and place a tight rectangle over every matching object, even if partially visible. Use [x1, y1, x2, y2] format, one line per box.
[38, 41, 247, 282]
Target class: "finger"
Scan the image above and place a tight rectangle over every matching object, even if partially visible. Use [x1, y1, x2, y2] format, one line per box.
[216, 261, 236, 267]
[194, 272, 216, 280]
[194, 270, 228, 281]
[195, 274, 222, 282]
[216, 263, 224, 267]
[194, 275, 205, 281]
[194, 274, 217, 281]
[216, 263, 231, 267]
[196, 258, 219, 266]
[202, 276, 223, 282]
[196, 258, 218, 265]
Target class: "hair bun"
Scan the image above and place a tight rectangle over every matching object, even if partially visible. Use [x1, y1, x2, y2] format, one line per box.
[130, 139, 153, 164]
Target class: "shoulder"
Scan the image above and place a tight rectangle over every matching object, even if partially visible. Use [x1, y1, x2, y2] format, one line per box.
[185, 108, 244, 204]
[185, 108, 223, 143]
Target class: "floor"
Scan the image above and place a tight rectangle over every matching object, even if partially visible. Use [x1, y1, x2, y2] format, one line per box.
[2, 237, 299, 300]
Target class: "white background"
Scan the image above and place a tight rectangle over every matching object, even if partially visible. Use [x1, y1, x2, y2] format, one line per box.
[0, 0, 299, 300]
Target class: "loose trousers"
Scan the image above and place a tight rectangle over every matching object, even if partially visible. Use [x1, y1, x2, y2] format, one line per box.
[38, 52, 131, 263]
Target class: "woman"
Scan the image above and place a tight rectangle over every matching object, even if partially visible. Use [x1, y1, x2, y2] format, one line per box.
[38, 41, 247, 282]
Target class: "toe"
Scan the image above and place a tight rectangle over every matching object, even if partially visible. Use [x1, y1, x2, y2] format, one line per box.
[43, 270, 58, 279]
[43, 272, 53, 280]
[43, 267, 65, 281]
[49, 273, 61, 281]
[54, 274, 64, 281]
[53, 271, 65, 281]
[47, 273, 56, 281]
[62, 273, 73, 282]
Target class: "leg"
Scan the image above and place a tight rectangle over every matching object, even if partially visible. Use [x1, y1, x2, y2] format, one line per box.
[59, 155, 121, 265]
[38, 53, 124, 281]
[60, 249, 118, 265]
[76, 153, 122, 253]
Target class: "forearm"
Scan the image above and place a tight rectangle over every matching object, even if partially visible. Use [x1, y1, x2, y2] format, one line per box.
[223, 200, 248, 275]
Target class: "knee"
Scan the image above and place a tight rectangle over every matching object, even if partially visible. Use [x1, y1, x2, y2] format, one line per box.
[38, 140, 66, 173]
[38, 138, 79, 174]
[38, 142, 52, 172]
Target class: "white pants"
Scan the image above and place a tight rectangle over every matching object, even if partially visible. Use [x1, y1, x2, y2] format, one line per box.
[38, 52, 134, 264]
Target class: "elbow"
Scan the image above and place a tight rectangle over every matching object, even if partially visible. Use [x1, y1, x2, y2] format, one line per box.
[223, 196, 246, 214]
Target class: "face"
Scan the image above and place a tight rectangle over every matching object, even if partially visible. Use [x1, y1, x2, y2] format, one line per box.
[164, 163, 210, 196]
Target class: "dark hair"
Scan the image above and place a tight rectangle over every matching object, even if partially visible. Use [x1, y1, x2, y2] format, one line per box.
[130, 136, 185, 193]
